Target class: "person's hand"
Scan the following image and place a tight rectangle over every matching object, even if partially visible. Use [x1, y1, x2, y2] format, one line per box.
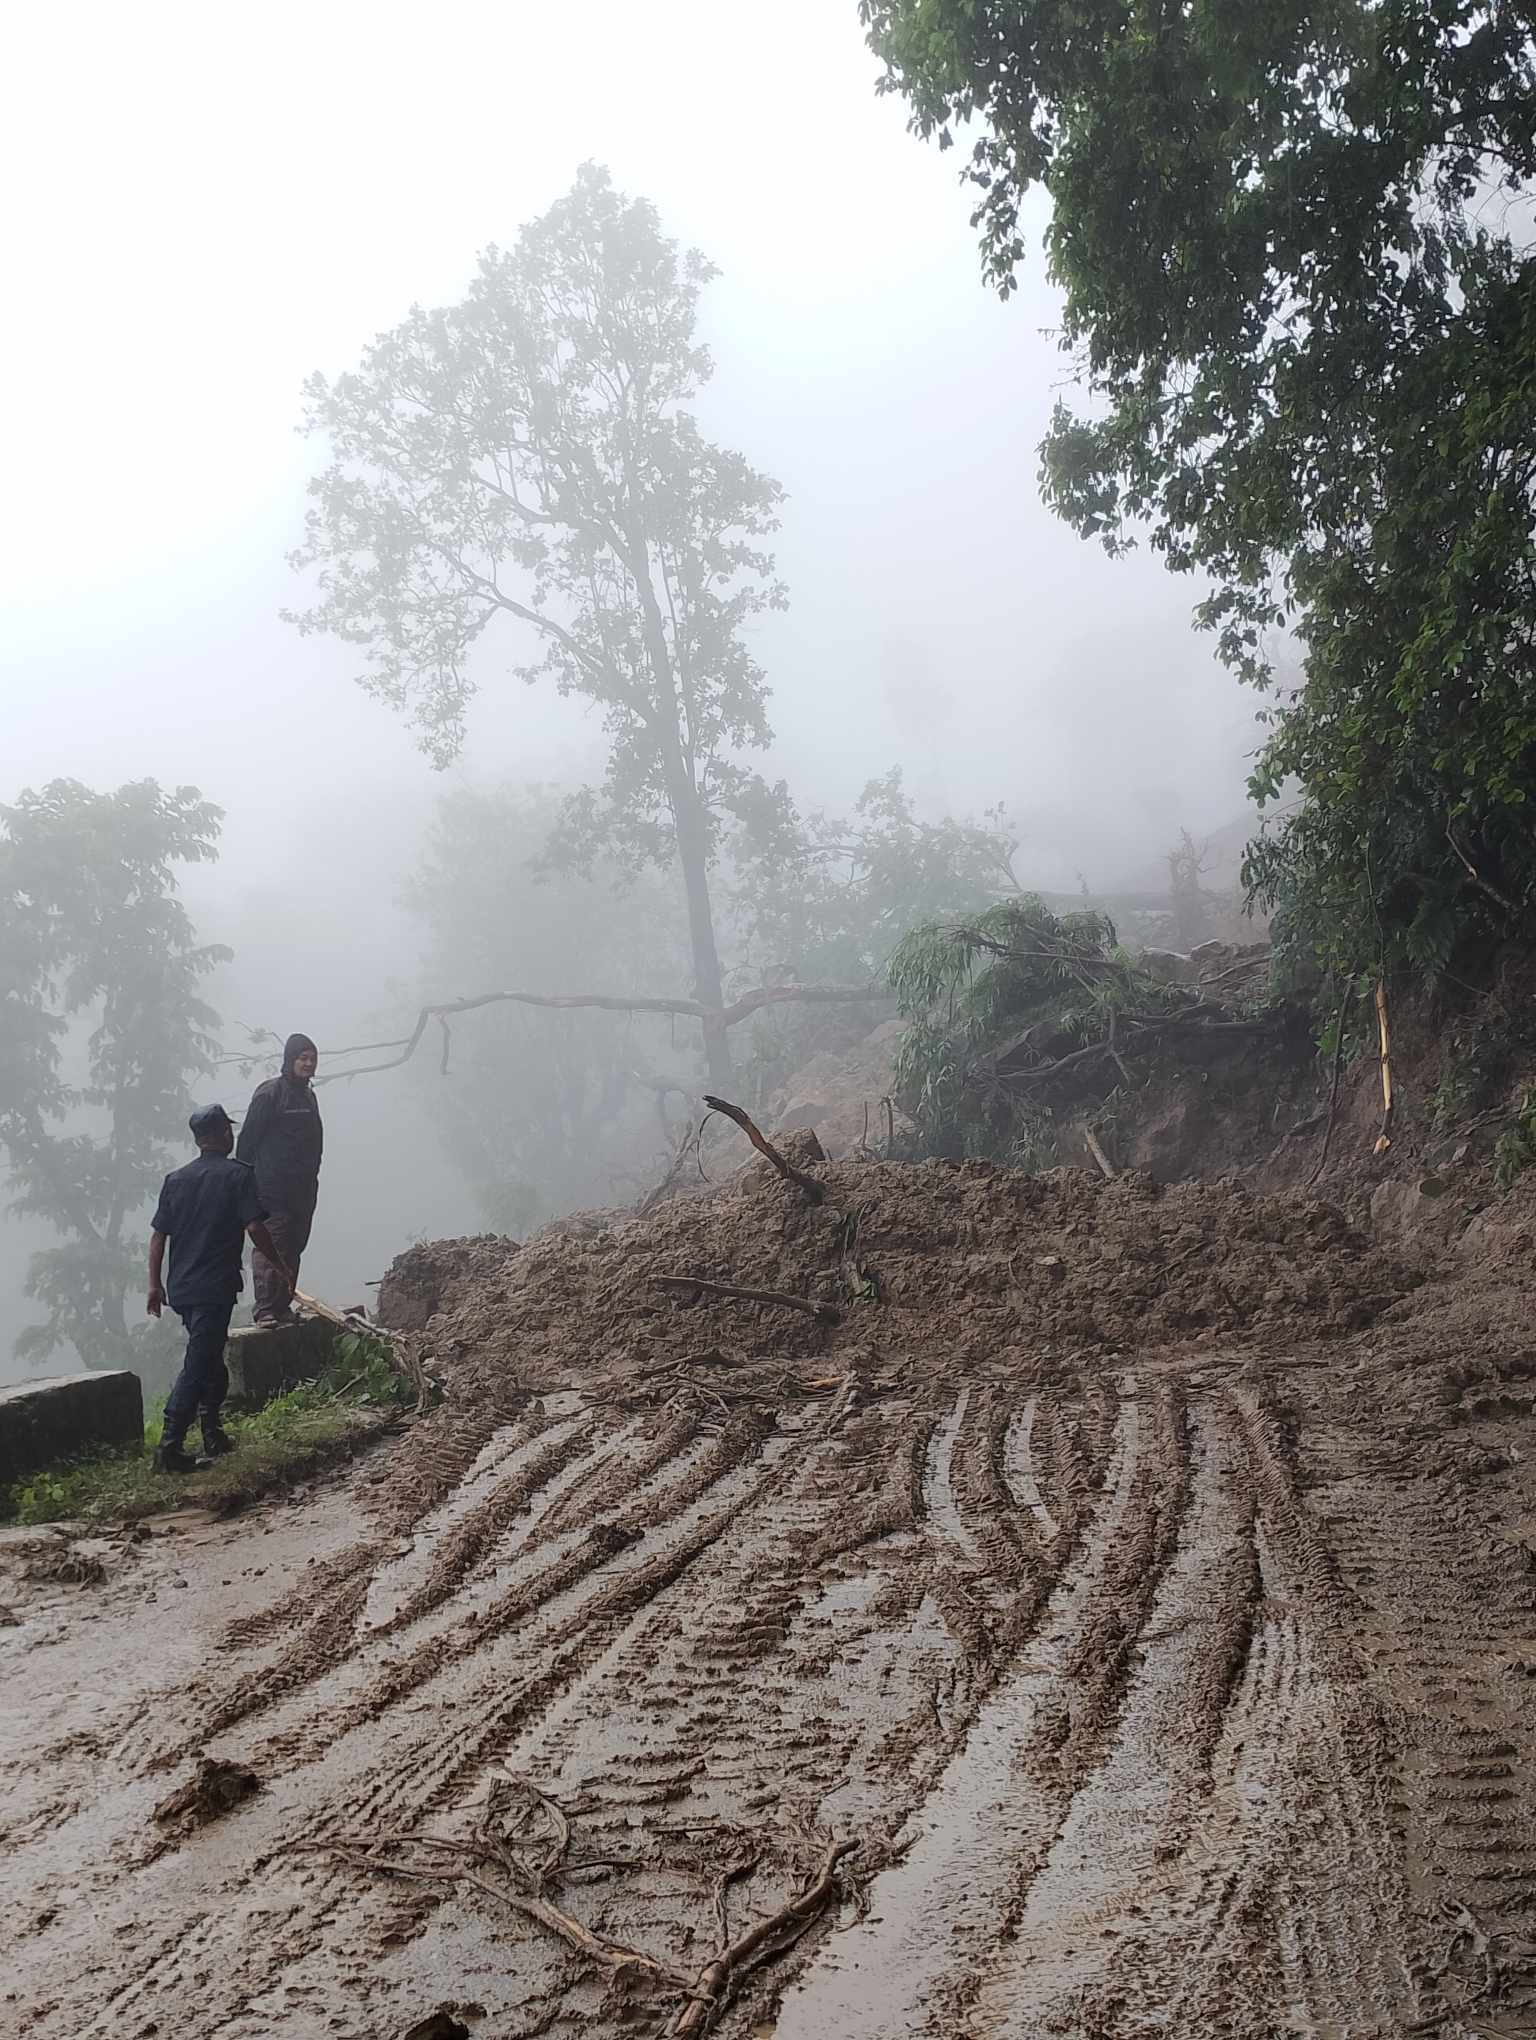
[146, 1282, 165, 1319]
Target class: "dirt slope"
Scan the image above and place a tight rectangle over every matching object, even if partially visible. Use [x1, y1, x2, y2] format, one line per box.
[5, 1154, 1536, 2038]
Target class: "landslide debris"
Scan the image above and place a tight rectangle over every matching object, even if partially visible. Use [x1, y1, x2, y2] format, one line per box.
[373, 1152, 1416, 1525]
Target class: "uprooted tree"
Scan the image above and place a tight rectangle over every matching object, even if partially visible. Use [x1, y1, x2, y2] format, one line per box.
[0, 780, 227, 1376]
[888, 896, 1279, 1162]
[289, 162, 878, 1089]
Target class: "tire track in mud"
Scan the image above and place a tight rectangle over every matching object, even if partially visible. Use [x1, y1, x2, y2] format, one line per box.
[25, 1329, 1536, 2040]
[1304, 1400, 1536, 2028]
[60, 1407, 820, 2040]
[777, 1375, 1167, 2038]
[779, 1373, 1429, 2040]
[228, 1411, 708, 1773]
[970, 1385, 1418, 2038]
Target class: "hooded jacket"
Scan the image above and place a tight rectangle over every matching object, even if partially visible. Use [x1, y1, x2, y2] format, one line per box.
[237, 1033, 323, 1210]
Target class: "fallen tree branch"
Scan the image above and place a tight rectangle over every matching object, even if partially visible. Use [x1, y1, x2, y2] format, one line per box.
[286, 1790, 858, 2039]
[293, 1289, 432, 1409]
[999, 1011, 1277, 1091]
[1196, 953, 1273, 990]
[702, 1095, 827, 1204]
[672, 1838, 860, 2037]
[1446, 823, 1521, 918]
[653, 1275, 840, 1326]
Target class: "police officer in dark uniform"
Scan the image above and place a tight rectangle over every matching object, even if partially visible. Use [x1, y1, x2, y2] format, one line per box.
[147, 1104, 295, 1474]
[237, 1032, 323, 1324]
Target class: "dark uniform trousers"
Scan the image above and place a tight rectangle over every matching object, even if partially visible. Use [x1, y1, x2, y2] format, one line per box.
[163, 1297, 237, 1444]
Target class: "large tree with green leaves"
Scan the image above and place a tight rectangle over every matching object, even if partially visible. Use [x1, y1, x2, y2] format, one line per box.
[289, 164, 788, 1085]
[862, 1, 1536, 978]
[0, 781, 226, 1372]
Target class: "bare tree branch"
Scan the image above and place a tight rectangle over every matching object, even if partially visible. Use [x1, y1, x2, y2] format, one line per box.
[313, 984, 886, 1085]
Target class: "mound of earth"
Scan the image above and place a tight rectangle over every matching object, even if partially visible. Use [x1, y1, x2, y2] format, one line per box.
[375, 1234, 510, 1332]
[8, 1146, 1536, 2038]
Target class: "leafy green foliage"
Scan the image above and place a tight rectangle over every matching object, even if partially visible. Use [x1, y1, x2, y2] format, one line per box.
[862, 1, 1536, 979]
[327, 1330, 419, 1408]
[0, 781, 227, 1371]
[289, 163, 788, 1082]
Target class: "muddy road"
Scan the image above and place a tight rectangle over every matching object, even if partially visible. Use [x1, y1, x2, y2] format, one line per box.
[5, 1159, 1536, 2037]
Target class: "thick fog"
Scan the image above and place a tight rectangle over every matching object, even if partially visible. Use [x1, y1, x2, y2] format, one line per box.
[0, 0, 1260, 1380]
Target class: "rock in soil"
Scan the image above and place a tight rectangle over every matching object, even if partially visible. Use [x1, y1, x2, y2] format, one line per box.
[152, 1756, 260, 1829]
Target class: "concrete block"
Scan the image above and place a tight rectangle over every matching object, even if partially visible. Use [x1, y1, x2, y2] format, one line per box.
[0, 1371, 145, 1492]
[224, 1320, 340, 1407]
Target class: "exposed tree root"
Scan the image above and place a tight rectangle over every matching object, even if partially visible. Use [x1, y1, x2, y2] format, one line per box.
[284, 1776, 858, 2035]
[672, 1838, 861, 2036]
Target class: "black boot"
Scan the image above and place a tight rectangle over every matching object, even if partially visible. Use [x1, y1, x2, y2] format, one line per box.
[154, 1441, 199, 1475]
[201, 1425, 236, 1459]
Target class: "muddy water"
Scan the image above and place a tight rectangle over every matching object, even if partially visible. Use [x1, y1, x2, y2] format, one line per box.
[5, 1334, 1536, 2038]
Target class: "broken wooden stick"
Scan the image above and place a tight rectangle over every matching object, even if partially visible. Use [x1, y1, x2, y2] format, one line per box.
[1083, 1126, 1117, 1179]
[293, 1288, 432, 1408]
[653, 1275, 840, 1326]
[702, 1094, 826, 1204]
[1373, 979, 1395, 1155]
[672, 1838, 860, 2036]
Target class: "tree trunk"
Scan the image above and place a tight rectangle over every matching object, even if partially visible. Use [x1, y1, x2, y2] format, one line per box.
[628, 531, 733, 1090]
[670, 762, 733, 1089]
[100, 1282, 128, 1340]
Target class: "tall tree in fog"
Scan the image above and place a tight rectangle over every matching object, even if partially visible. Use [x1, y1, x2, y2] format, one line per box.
[0, 782, 226, 1371]
[289, 164, 784, 1086]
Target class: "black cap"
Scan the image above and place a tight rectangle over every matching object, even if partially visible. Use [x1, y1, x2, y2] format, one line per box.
[189, 1103, 236, 1137]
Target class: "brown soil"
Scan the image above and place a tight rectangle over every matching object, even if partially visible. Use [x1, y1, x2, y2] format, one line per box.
[6, 1147, 1536, 2037]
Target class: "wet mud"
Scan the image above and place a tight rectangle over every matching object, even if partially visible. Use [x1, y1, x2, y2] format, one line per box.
[5, 1159, 1536, 2036]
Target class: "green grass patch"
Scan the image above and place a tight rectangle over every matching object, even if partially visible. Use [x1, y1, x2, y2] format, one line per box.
[2, 1338, 412, 1527]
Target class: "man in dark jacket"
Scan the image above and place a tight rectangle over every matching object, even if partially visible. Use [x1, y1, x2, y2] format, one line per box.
[148, 1104, 295, 1474]
[238, 1032, 323, 1323]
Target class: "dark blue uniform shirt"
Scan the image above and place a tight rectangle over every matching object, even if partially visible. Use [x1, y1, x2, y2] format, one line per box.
[150, 1154, 266, 1311]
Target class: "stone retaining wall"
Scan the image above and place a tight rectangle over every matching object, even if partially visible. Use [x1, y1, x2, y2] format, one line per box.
[225, 1320, 340, 1407]
[0, 1372, 145, 1494]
